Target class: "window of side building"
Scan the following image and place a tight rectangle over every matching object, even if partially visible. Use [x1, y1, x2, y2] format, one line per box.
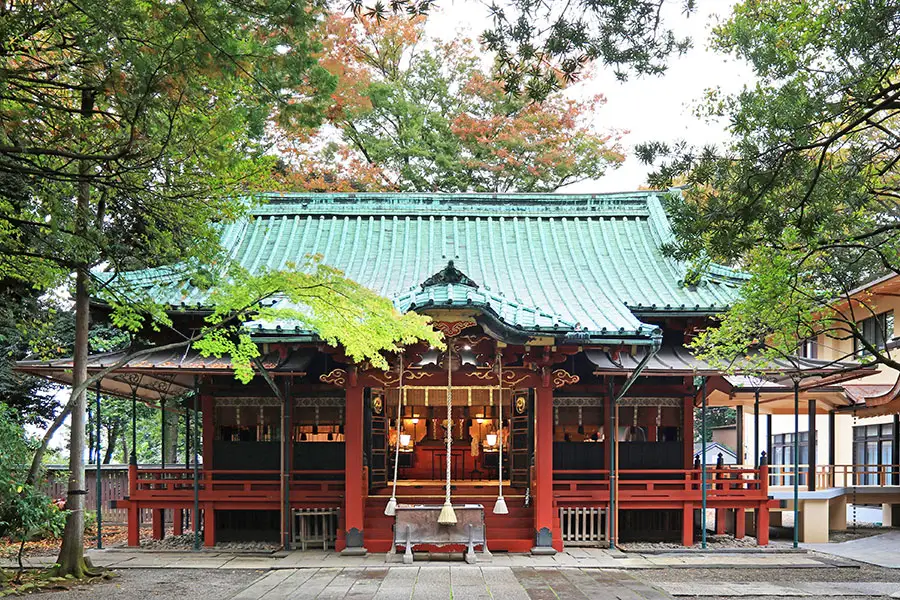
[770, 432, 812, 486]
[852, 424, 894, 485]
[855, 310, 895, 355]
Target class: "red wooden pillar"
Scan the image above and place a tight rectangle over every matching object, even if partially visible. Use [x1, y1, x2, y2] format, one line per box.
[682, 503, 694, 547]
[735, 508, 746, 539]
[204, 504, 215, 547]
[532, 382, 557, 553]
[757, 504, 770, 545]
[173, 509, 184, 536]
[127, 463, 140, 546]
[757, 463, 770, 545]
[151, 509, 164, 540]
[715, 508, 727, 534]
[342, 383, 367, 555]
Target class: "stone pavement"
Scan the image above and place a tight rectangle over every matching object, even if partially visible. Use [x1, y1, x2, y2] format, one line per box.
[658, 581, 900, 597]
[3, 547, 838, 571]
[226, 566, 675, 600]
[803, 530, 900, 569]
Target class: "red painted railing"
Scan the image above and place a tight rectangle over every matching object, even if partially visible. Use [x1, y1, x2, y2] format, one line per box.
[129, 467, 344, 504]
[553, 467, 768, 506]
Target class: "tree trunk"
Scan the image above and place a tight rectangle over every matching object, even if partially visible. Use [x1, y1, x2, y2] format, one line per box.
[121, 434, 129, 465]
[54, 88, 97, 579]
[164, 410, 179, 465]
[103, 422, 119, 464]
[55, 264, 92, 577]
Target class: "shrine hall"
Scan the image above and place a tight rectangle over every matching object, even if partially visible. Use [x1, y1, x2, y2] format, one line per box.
[18, 192, 874, 554]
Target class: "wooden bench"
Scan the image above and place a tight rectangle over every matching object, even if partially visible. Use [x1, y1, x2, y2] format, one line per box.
[391, 504, 490, 564]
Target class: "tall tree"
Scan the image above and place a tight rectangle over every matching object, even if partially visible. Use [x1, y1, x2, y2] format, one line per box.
[277, 14, 625, 192]
[0, 0, 444, 578]
[347, 0, 695, 99]
[637, 0, 900, 370]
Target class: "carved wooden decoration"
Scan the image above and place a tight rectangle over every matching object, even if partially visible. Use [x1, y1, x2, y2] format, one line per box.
[320, 368, 348, 387]
[432, 320, 477, 337]
[551, 369, 580, 389]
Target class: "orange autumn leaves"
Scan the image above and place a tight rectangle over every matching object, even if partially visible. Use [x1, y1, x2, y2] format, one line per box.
[275, 13, 625, 192]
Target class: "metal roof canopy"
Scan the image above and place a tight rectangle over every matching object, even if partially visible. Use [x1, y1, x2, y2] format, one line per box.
[16, 347, 316, 403]
[586, 341, 878, 413]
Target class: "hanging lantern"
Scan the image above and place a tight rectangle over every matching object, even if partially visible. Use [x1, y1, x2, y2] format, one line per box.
[312, 406, 319, 436]
[577, 406, 585, 435]
[339, 406, 345, 435]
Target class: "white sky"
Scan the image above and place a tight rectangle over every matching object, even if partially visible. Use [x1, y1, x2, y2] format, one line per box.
[424, 0, 754, 192]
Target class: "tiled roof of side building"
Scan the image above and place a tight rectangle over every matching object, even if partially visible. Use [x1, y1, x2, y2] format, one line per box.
[101, 191, 747, 340]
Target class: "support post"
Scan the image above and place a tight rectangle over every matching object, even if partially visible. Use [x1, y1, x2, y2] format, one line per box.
[342, 383, 366, 555]
[682, 503, 694, 547]
[95, 382, 103, 549]
[202, 394, 214, 547]
[754, 390, 760, 469]
[127, 462, 139, 547]
[173, 509, 183, 536]
[532, 381, 556, 553]
[808, 399, 817, 492]
[736, 405, 744, 465]
[281, 377, 293, 550]
[131, 388, 138, 465]
[152, 509, 164, 540]
[185, 408, 191, 469]
[893, 415, 899, 487]
[683, 394, 694, 469]
[735, 508, 746, 539]
[758, 452, 769, 546]
[204, 504, 215, 547]
[192, 377, 200, 551]
[792, 378, 800, 549]
[161, 397, 167, 469]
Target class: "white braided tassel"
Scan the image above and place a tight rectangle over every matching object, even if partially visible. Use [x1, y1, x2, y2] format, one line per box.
[438, 344, 457, 525]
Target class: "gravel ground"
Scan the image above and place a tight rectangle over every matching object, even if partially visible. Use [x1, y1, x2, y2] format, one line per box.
[138, 533, 279, 553]
[633, 559, 900, 584]
[620, 534, 759, 551]
[30, 568, 255, 599]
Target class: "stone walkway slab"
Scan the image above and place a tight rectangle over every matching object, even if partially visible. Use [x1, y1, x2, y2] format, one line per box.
[804, 530, 900, 569]
[222, 567, 675, 600]
[1, 547, 844, 572]
[658, 580, 900, 597]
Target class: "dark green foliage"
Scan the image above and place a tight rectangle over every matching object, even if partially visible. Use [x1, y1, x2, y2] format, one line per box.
[637, 0, 900, 371]
[346, 0, 695, 100]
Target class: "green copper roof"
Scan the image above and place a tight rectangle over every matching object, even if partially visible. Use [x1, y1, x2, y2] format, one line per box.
[110, 191, 746, 342]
